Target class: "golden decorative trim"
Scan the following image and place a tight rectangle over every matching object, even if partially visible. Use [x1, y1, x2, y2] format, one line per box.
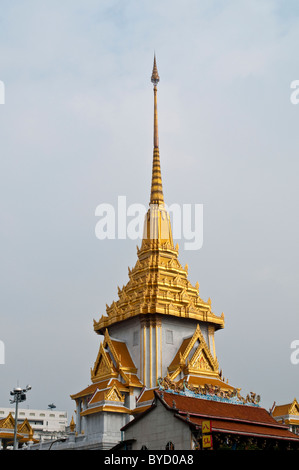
[143, 324, 146, 384]
[150, 323, 152, 387]
[160, 323, 162, 378]
[155, 323, 158, 386]
[80, 405, 129, 416]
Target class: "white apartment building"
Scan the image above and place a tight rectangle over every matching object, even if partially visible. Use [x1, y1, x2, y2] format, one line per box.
[0, 407, 68, 441]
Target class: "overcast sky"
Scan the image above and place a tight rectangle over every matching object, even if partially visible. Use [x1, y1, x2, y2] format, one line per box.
[1, 0, 299, 420]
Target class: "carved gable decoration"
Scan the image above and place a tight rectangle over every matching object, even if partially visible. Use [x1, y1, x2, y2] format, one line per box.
[168, 324, 219, 379]
[189, 347, 214, 372]
[0, 413, 15, 429]
[91, 343, 117, 382]
[104, 385, 125, 403]
[97, 358, 110, 375]
[290, 399, 299, 416]
[18, 418, 32, 434]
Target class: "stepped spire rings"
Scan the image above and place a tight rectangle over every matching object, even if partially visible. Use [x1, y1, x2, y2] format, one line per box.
[151, 54, 160, 86]
[150, 55, 163, 203]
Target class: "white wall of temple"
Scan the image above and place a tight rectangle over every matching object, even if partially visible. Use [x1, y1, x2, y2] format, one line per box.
[109, 316, 141, 371]
[84, 411, 126, 447]
[108, 315, 216, 388]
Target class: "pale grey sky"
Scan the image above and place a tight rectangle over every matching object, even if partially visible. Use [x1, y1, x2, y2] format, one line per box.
[1, 0, 299, 420]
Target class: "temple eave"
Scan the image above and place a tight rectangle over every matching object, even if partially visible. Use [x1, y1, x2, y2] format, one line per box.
[94, 309, 225, 335]
[80, 405, 130, 416]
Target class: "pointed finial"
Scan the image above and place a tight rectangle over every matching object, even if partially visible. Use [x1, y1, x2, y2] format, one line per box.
[151, 54, 160, 86]
[150, 54, 164, 205]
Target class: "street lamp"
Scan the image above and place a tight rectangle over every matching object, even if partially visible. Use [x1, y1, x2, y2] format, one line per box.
[10, 385, 31, 450]
[48, 437, 66, 450]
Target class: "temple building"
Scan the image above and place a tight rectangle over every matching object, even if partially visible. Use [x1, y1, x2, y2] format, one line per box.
[28, 58, 299, 450]
[272, 399, 299, 436]
[0, 413, 37, 450]
[69, 56, 237, 449]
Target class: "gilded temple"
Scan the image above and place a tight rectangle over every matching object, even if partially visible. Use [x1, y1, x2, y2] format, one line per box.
[70, 57, 235, 448]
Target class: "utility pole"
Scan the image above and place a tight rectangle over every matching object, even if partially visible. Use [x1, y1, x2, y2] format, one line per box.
[10, 385, 32, 450]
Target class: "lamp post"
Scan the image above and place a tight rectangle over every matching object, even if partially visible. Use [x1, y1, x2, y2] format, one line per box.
[10, 385, 31, 450]
[48, 437, 66, 450]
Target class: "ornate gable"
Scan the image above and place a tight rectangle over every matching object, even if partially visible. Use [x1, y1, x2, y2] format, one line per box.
[103, 329, 137, 373]
[88, 384, 126, 406]
[168, 324, 219, 380]
[0, 412, 15, 429]
[91, 343, 117, 383]
[188, 347, 216, 373]
[289, 399, 299, 416]
[104, 385, 125, 403]
[18, 418, 32, 434]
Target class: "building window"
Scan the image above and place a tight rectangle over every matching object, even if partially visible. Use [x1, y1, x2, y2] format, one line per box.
[166, 330, 173, 344]
[29, 420, 43, 426]
[133, 331, 139, 346]
[166, 441, 175, 450]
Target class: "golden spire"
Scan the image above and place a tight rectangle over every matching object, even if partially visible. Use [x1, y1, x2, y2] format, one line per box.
[150, 55, 164, 205]
[93, 58, 225, 335]
[69, 415, 76, 433]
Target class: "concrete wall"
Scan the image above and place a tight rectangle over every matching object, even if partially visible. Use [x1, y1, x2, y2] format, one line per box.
[84, 411, 127, 448]
[109, 316, 141, 370]
[124, 400, 191, 450]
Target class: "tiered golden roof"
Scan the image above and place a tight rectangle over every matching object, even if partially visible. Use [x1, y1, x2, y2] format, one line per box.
[93, 241, 224, 333]
[94, 56, 224, 334]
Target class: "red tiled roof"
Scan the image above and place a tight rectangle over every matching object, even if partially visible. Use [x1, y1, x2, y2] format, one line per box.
[177, 415, 298, 441]
[122, 390, 299, 442]
[158, 391, 299, 441]
[159, 391, 274, 425]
